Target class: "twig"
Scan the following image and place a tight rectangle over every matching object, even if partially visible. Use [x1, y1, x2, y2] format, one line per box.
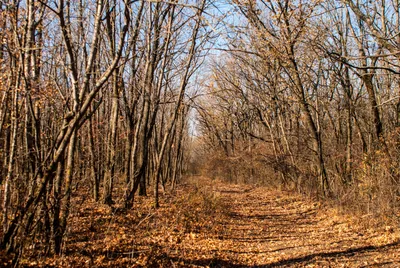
[135, 211, 156, 229]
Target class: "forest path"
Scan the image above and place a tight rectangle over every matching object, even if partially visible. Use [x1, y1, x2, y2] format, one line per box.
[20, 177, 400, 267]
[170, 177, 400, 267]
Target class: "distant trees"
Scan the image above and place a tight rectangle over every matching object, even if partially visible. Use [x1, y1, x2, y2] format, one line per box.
[195, 0, 400, 211]
[0, 0, 211, 259]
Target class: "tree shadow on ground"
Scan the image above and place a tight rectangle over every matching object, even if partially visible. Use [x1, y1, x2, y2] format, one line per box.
[266, 240, 400, 267]
[167, 239, 400, 267]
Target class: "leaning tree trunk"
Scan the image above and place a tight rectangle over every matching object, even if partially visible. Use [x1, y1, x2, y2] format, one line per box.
[154, 1, 205, 207]
[290, 56, 330, 196]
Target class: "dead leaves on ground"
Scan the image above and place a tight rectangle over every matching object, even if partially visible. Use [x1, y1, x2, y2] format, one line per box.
[17, 177, 400, 267]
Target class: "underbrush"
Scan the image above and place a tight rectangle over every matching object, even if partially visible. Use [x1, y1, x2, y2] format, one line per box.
[174, 181, 227, 234]
[332, 154, 400, 226]
[11, 177, 227, 267]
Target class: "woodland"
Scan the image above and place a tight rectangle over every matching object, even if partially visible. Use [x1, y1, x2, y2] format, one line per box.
[1, 0, 400, 266]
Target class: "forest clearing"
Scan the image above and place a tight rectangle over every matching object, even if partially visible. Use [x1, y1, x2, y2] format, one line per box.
[2, 176, 399, 267]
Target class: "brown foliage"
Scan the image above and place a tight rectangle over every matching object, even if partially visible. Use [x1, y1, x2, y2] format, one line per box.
[6, 176, 400, 267]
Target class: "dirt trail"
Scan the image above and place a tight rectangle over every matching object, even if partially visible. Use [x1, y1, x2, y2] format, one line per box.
[17, 178, 400, 267]
[174, 180, 400, 267]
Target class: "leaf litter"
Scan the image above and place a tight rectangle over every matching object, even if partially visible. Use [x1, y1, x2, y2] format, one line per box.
[13, 176, 400, 267]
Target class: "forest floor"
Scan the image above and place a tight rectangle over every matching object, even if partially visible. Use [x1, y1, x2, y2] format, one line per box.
[10, 176, 400, 267]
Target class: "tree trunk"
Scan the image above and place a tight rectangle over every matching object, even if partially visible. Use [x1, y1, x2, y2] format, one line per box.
[89, 117, 99, 201]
